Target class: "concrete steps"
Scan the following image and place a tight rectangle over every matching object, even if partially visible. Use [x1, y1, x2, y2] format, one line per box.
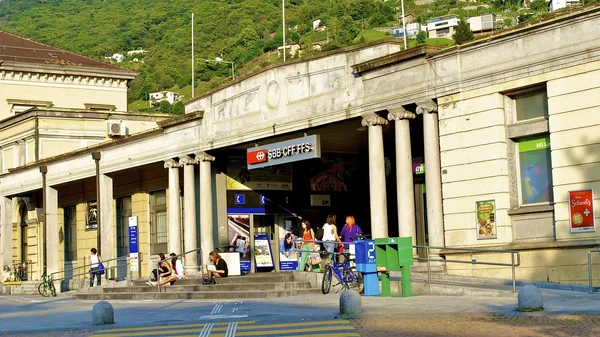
[71, 272, 321, 301]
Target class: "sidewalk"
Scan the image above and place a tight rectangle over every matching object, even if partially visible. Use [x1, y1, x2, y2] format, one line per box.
[1, 288, 600, 336]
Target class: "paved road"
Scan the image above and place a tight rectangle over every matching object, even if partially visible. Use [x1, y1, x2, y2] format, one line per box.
[2, 289, 600, 336]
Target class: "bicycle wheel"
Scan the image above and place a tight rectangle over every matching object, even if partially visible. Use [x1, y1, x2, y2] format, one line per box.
[38, 282, 50, 297]
[346, 267, 364, 294]
[49, 280, 57, 297]
[321, 265, 332, 294]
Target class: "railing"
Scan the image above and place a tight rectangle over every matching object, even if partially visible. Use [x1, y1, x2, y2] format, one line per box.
[11, 260, 33, 282]
[50, 254, 135, 288]
[587, 249, 600, 293]
[153, 247, 202, 293]
[415, 245, 521, 292]
[294, 239, 521, 292]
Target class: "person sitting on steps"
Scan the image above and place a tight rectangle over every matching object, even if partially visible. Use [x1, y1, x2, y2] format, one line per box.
[147, 253, 172, 287]
[203, 251, 228, 284]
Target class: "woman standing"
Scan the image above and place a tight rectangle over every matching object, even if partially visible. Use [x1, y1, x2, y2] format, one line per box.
[322, 214, 341, 262]
[89, 248, 102, 287]
[296, 220, 315, 271]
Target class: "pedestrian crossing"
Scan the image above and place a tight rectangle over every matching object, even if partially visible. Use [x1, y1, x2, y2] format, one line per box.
[90, 319, 360, 337]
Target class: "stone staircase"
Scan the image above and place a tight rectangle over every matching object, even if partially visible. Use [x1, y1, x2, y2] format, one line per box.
[71, 272, 322, 300]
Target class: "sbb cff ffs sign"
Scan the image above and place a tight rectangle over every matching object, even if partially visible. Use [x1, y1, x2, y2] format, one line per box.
[246, 135, 321, 169]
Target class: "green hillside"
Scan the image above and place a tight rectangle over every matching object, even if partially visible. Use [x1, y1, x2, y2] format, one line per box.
[0, 0, 582, 111]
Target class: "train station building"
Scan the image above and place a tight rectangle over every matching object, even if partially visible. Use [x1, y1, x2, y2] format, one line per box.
[2, 6, 600, 287]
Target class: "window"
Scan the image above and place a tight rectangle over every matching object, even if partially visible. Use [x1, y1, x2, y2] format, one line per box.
[517, 136, 553, 204]
[507, 86, 553, 207]
[150, 190, 167, 255]
[514, 90, 548, 121]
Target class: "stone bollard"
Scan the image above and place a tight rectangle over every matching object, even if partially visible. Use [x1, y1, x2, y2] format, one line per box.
[517, 285, 543, 310]
[339, 289, 362, 315]
[92, 301, 115, 325]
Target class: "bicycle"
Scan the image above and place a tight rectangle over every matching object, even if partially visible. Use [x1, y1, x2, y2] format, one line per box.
[38, 273, 57, 297]
[321, 252, 364, 294]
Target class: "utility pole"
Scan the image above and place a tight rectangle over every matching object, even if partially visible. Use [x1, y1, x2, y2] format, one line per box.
[282, 0, 286, 62]
[401, 0, 407, 50]
[192, 13, 195, 98]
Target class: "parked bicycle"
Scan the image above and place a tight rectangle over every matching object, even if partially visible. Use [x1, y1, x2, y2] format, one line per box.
[38, 273, 56, 297]
[321, 252, 364, 294]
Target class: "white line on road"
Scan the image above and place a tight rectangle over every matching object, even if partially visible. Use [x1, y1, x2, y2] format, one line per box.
[225, 322, 239, 337]
[211, 303, 222, 314]
[198, 322, 214, 337]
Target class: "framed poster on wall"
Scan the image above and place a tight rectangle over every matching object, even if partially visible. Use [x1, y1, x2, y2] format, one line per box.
[476, 200, 497, 240]
[569, 189, 595, 233]
[85, 201, 98, 230]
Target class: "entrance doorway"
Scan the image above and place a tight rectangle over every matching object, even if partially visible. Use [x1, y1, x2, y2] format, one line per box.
[116, 196, 132, 280]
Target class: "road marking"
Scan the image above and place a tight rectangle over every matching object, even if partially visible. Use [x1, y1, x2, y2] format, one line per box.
[199, 314, 249, 320]
[90, 320, 358, 337]
[211, 303, 223, 315]
[198, 322, 214, 337]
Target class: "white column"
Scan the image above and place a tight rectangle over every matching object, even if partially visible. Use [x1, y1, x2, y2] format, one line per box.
[0, 196, 13, 269]
[99, 174, 114, 264]
[388, 108, 417, 252]
[361, 113, 389, 239]
[46, 186, 59, 275]
[198, 152, 215, 265]
[180, 156, 199, 273]
[164, 159, 182, 255]
[416, 100, 444, 248]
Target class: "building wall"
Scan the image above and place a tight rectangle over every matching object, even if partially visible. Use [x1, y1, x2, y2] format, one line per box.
[0, 78, 128, 120]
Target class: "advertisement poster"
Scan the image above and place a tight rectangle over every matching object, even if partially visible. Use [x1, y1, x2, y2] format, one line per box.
[85, 201, 98, 230]
[476, 200, 497, 239]
[279, 227, 298, 271]
[309, 156, 362, 192]
[569, 189, 595, 233]
[226, 154, 292, 191]
[227, 214, 251, 272]
[254, 233, 274, 268]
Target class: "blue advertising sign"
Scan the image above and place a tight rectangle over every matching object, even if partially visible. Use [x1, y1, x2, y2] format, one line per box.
[129, 217, 139, 254]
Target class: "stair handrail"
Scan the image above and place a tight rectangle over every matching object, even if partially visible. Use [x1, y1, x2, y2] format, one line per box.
[587, 249, 600, 293]
[49, 253, 134, 287]
[414, 245, 521, 292]
[153, 247, 202, 293]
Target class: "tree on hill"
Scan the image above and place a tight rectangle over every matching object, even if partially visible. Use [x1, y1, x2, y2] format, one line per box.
[416, 30, 427, 45]
[452, 19, 474, 45]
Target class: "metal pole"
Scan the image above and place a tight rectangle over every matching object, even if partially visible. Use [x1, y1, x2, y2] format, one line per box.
[427, 246, 431, 293]
[282, 0, 286, 62]
[231, 62, 235, 80]
[40, 165, 48, 275]
[401, 0, 407, 50]
[192, 13, 195, 98]
[589, 250, 593, 294]
[92, 152, 101, 257]
[511, 252, 516, 292]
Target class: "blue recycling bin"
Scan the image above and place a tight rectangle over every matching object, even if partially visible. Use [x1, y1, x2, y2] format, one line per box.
[354, 239, 378, 296]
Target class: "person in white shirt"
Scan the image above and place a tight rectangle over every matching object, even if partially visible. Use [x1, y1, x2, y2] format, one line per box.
[322, 214, 341, 262]
[89, 248, 102, 287]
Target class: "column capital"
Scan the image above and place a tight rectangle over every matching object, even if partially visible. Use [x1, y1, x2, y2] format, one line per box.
[415, 99, 438, 115]
[164, 159, 183, 169]
[388, 107, 416, 121]
[179, 156, 198, 166]
[196, 152, 215, 162]
[361, 112, 389, 127]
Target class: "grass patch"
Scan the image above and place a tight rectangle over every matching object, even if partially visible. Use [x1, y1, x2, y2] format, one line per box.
[515, 306, 544, 312]
[489, 313, 505, 317]
[355, 29, 390, 43]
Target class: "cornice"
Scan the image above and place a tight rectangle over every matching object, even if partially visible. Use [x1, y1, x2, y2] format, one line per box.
[0, 60, 137, 80]
[0, 69, 129, 89]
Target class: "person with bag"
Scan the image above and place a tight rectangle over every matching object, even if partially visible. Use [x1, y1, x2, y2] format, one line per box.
[322, 214, 341, 263]
[147, 253, 173, 287]
[202, 251, 228, 284]
[89, 248, 103, 287]
[296, 220, 316, 272]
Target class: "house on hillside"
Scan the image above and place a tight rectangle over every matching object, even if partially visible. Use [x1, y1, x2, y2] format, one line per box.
[468, 14, 497, 33]
[277, 44, 301, 58]
[391, 23, 427, 38]
[105, 53, 126, 63]
[427, 15, 460, 38]
[127, 49, 146, 56]
[149, 91, 181, 106]
[549, 0, 581, 11]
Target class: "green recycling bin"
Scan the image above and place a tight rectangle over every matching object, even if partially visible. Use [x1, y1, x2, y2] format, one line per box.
[374, 237, 413, 297]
